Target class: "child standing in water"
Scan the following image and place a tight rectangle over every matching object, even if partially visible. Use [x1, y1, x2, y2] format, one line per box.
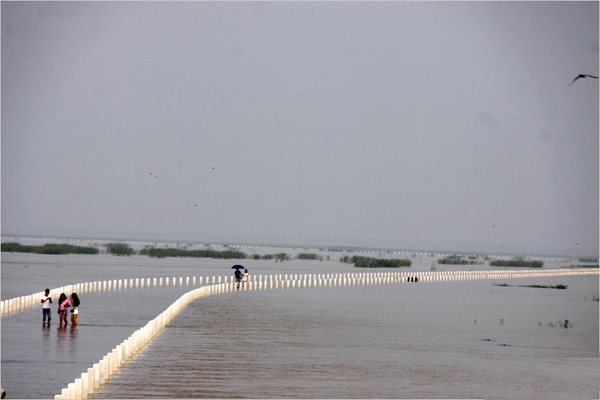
[70, 293, 80, 326]
[58, 293, 70, 327]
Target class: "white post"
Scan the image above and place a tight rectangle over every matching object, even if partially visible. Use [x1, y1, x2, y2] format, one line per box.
[81, 374, 88, 399]
[94, 363, 100, 390]
[87, 367, 95, 396]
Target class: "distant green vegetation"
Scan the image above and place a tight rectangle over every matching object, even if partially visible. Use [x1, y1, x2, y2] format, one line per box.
[494, 283, 567, 290]
[579, 257, 598, 263]
[1, 242, 99, 255]
[274, 253, 291, 262]
[139, 247, 247, 259]
[104, 243, 134, 256]
[489, 258, 543, 268]
[297, 253, 323, 261]
[524, 284, 567, 289]
[341, 255, 411, 268]
[438, 256, 482, 265]
[249, 253, 292, 261]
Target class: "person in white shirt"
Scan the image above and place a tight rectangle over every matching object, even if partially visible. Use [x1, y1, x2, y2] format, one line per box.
[41, 288, 52, 326]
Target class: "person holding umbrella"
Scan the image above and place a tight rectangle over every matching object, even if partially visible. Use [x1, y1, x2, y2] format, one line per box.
[232, 265, 244, 289]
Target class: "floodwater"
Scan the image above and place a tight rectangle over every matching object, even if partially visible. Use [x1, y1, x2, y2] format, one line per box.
[1, 252, 598, 399]
[95, 278, 599, 400]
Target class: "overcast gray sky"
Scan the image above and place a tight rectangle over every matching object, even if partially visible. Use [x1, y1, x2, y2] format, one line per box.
[2, 1, 598, 256]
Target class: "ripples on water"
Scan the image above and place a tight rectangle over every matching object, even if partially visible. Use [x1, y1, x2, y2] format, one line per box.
[95, 280, 599, 399]
[2, 253, 598, 399]
[1, 285, 194, 399]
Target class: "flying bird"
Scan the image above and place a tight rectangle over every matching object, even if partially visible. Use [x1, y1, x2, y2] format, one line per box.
[568, 74, 599, 86]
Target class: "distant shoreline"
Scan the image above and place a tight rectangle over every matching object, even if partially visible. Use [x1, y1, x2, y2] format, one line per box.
[1, 234, 596, 262]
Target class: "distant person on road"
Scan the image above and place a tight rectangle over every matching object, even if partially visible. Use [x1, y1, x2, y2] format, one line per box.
[235, 269, 242, 289]
[41, 288, 52, 326]
[243, 269, 249, 286]
[58, 293, 71, 327]
[70, 293, 80, 326]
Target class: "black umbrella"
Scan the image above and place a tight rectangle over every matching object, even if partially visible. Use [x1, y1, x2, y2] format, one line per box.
[231, 265, 245, 269]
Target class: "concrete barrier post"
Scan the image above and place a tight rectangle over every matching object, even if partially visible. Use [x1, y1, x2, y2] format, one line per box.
[74, 379, 82, 399]
[81, 373, 88, 399]
[87, 367, 95, 396]
[111, 348, 118, 374]
[93, 363, 100, 390]
[99, 359, 107, 385]
[117, 344, 123, 368]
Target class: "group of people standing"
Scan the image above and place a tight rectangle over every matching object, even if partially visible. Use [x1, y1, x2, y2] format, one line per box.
[40, 288, 80, 327]
[234, 268, 249, 289]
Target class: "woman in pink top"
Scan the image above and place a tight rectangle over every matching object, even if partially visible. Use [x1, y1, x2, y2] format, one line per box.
[58, 293, 71, 327]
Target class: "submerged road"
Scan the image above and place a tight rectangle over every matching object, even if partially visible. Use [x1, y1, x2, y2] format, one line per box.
[2, 268, 597, 399]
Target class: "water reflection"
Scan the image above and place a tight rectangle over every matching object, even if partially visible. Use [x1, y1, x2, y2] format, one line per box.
[68, 325, 78, 355]
[54, 325, 79, 356]
[56, 326, 69, 354]
[41, 326, 51, 355]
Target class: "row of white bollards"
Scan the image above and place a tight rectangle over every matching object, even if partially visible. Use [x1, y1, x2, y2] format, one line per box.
[54, 285, 216, 399]
[0, 275, 212, 316]
[52, 267, 598, 399]
[2, 269, 597, 316]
